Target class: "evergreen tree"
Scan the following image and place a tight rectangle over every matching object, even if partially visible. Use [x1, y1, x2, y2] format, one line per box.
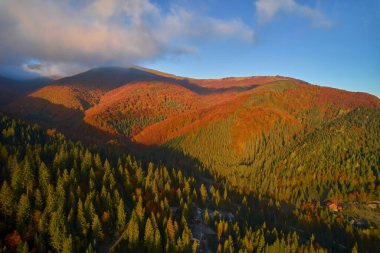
[0, 181, 14, 218]
[62, 235, 73, 253]
[92, 214, 104, 242]
[16, 194, 30, 231]
[153, 228, 162, 253]
[49, 211, 67, 251]
[136, 196, 145, 222]
[22, 159, 34, 196]
[38, 162, 50, 194]
[200, 184, 208, 204]
[117, 199, 126, 231]
[125, 212, 140, 249]
[144, 217, 155, 252]
[77, 199, 89, 237]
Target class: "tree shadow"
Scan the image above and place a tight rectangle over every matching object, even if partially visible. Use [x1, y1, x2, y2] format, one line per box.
[1, 96, 374, 252]
[1, 96, 118, 144]
[55, 66, 262, 95]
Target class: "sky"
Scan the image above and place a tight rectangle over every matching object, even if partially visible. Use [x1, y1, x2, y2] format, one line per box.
[0, 0, 379, 97]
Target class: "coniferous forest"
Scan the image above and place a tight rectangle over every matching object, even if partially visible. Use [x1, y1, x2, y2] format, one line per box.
[1, 105, 380, 253]
[1, 1, 380, 252]
[0, 67, 380, 253]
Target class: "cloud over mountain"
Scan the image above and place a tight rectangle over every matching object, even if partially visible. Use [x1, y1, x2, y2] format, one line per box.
[0, 0, 254, 76]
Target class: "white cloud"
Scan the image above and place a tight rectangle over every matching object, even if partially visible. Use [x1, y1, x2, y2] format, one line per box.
[0, 0, 254, 76]
[256, 0, 332, 27]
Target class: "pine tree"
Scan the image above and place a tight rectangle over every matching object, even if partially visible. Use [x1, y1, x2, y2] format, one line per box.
[10, 158, 22, 191]
[135, 196, 145, 222]
[34, 188, 43, 209]
[117, 199, 126, 231]
[217, 221, 223, 241]
[166, 217, 175, 241]
[200, 184, 208, 204]
[62, 235, 73, 253]
[38, 162, 50, 194]
[257, 233, 265, 253]
[49, 211, 67, 251]
[0, 181, 14, 218]
[125, 212, 139, 249]
[204, 209, 210, 225]
[45, 184, 57, 215]
[223, 235, 234, 253]
[92, 214, 104, 242]
[22, 159, 34, 196]
[77, 199, 89, 237]
[16, 194, 30, 231]
[144, 217, 155, 251]
[154, 228, 162, 253]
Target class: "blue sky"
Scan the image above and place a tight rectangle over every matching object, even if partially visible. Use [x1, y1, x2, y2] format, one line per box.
[145, 0, 380, 97]
[0, 0, 379, 97]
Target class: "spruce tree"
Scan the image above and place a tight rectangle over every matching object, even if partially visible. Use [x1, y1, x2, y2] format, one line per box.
[16, 194, 30, 231]
[0, 181, 14, 218]
[117, 199, 126, 231]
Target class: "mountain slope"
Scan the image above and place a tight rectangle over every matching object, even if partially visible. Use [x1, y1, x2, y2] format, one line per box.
[6, 67, 291, 140]
[134, 80, 380, 148]
[5, 67, 380, 152]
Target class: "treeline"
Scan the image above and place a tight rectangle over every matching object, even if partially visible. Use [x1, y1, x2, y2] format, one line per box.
[0, 115, 327, 252]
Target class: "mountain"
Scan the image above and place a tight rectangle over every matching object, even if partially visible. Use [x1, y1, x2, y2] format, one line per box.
[4, 67, 290, 139]
[1, 67, 380, 252]
[5, 66, 379, 145]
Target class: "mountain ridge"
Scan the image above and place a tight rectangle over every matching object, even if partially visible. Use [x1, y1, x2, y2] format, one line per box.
[3, 67, 379, 150]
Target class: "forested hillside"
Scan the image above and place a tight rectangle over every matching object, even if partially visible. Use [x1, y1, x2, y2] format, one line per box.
[1, 107, 379, 252]
[0, 115, 335, 253]
[1, 68, 380, 252]
[170, 105, 380, 205]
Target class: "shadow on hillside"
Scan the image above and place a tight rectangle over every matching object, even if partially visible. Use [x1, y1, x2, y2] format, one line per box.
[0, 97, 369, 252]
[174, 79, 260, 94]
[130, 143, 361, 252]
[1, 96, 118, 144]
[52, 67, 262, 95]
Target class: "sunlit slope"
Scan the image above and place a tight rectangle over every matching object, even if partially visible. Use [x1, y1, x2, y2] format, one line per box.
[5, 67, 380, 151]
[134, 81, 380, 153]
[84, 82, 201, 137]
[6, 67, 285, 141]
[142, 84, 380, 205]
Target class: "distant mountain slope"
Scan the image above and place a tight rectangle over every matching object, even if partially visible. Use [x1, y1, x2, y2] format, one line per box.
[274, 107, 380, 203]
[83, 81, 201, 137]
[134, 80, 380, 148]
[6, 67, 288, 139]
[5, 67, 380, 152]
[155, 98, 380, 206]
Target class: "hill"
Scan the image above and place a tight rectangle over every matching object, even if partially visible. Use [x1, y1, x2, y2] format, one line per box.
[5, 67, 291, 139]
[5, 66, 380, 148]
[1, 67, 380, 252]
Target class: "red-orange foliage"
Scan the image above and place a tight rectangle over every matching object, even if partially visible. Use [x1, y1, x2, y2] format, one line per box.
[6, 68, 380, 150]
[4, 230, 21, 252]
